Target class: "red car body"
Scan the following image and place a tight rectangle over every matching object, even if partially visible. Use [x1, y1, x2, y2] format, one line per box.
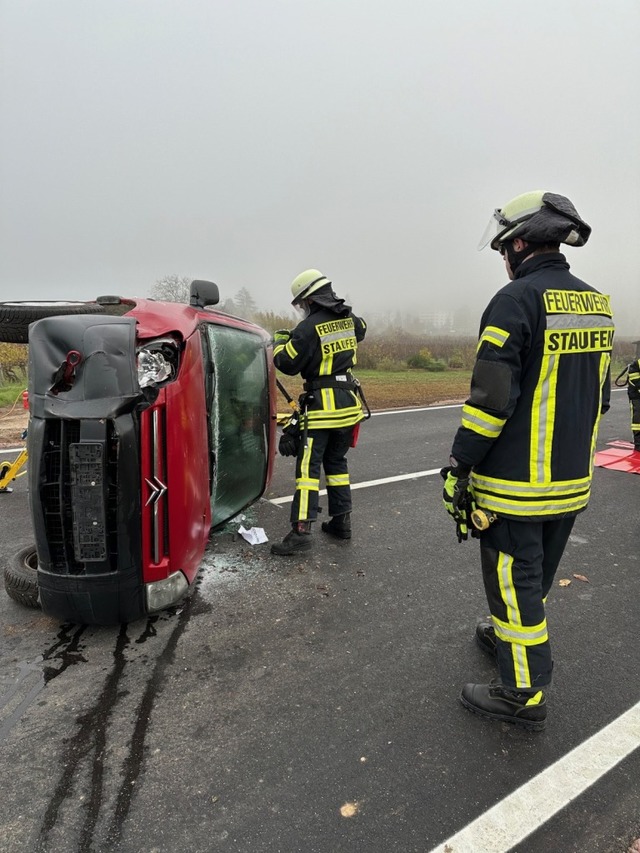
[26, 285, 276, 624]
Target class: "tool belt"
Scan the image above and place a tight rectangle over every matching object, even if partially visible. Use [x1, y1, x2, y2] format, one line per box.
[303, 374, 371, 420]
[303, 375, 356, 392]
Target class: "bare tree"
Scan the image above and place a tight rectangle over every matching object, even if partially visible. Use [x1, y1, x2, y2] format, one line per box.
[150, 274, 192, 303]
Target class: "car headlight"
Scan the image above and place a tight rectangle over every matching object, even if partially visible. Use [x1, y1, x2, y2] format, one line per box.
[136, 338, 180, 388]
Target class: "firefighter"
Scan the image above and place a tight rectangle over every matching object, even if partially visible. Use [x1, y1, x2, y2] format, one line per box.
[442, 191, 614, 730]
[271, 269, 367, 556]
[627, 357, 640, 451]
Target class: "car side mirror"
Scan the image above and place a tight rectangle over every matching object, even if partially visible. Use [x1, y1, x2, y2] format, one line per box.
[190, 280, 220, 308]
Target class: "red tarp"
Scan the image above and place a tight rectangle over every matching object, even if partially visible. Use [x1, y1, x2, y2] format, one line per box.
[594, 440, 640, 474]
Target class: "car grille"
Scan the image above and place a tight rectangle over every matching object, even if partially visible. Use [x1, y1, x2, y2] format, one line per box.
[41, 419, 120, 574]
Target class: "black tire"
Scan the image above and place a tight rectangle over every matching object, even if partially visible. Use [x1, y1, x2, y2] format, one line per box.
[0, 301, 105, 343]
[3, 545, 40, 609]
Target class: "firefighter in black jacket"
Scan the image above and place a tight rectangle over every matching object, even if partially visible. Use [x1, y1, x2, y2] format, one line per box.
[271, 269, 367, 556]
[442, 191, 614, 730]
[627, 358, 640, 451]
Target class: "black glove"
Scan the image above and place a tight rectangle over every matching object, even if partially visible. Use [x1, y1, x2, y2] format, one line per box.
[279, 431, 300, 457]
[440, 464, 475, 542]
[278, 414, 301, 457]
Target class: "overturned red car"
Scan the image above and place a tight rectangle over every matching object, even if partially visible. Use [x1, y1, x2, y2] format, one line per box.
[3, 281, 276, 624]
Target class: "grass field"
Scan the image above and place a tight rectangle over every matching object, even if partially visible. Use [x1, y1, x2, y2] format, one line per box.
[0, 383, 26, 409]
[275, 369, 471, 410]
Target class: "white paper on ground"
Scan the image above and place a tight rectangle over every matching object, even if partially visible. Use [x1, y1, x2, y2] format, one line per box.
[238, 525, 269, 545]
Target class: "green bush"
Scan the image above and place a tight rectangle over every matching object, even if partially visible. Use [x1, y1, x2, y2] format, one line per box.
[377, 357, 406, 372]
[407, 354, 429, 369]
[407, 348, 446, 371]
[447, 349, 467, 368]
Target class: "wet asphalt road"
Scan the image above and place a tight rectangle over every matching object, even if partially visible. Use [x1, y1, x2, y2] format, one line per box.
[0, 390, 639, 853]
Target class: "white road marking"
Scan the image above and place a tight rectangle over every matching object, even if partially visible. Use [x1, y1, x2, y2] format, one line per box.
[269, 468, 442, 505]
[428, 700, 640, 852]
[371, 404, 462, 416]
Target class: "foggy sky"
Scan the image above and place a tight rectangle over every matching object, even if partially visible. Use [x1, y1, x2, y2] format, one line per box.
[1, 0, 639, 335]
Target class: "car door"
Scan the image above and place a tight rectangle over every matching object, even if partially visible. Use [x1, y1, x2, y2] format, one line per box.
[203, 322, 270, 528]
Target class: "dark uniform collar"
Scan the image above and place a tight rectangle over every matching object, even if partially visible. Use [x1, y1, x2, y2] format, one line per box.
[514, 252, 569, 279]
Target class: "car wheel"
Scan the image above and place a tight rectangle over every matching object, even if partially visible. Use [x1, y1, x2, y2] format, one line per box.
[3, 545, 40, 609]
[0, 301, 106, 343]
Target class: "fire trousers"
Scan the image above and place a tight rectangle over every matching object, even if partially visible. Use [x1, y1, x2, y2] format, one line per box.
[479, 515, 576, 691]
[290, 426, 354, 523]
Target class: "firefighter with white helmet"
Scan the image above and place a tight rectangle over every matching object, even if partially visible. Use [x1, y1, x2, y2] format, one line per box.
[442, 190, 614, 730]
[271, 269, 367, 555]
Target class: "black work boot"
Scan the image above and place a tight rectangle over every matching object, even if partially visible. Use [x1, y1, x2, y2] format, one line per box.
[321, 512, 351, 540]
[460, 682, 547, 731]
[271, 522, 312, 556]
[475, 620, 497, 658]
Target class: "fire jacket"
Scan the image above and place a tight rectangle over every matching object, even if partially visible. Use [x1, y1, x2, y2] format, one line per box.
[273, 304, 367, 429]
[451, 253, 614, 520]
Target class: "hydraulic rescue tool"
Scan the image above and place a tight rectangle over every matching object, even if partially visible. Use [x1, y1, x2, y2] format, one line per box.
[0, 434, 28, 494]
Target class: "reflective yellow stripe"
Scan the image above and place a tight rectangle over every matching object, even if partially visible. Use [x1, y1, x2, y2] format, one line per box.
[473, 491, 590, 515]
[285, 340, 298, 359]
[496, 553, 520, 627]
[590, 353, 611, 464]
[495, 553, 532, 689]
[273, 343, 286, 357]
[493, 614, 548, 644]
[321, 388, 335, 410]
[461, 404, 506, 438]
[296, 438, 314, 520]
[526, 691, 544, 706]
[543, 355, 559, 483]
[477, 325, 510, 351]
[471, 472, 591, 495]
[530, 353, 558, 483]
[306, 415, 364, 429]
[326, 473, 350, 487]
[317, 326, 334, 376]
[295, 478, 319, 490]
[512, 644, 531, 688]
[306, 403, 363, 428]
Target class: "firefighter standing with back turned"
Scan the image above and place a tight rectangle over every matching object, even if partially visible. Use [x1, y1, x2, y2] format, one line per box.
[271, 269, 367, 556]
[442, 191, 614, 731]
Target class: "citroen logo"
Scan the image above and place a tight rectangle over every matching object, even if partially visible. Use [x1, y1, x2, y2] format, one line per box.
[144, 476, 167, 506]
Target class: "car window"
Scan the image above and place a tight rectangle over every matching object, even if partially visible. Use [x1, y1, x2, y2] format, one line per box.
[204, 324, 269, 527]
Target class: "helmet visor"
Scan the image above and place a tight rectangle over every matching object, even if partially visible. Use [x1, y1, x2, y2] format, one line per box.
[478, 209, 511, 251]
